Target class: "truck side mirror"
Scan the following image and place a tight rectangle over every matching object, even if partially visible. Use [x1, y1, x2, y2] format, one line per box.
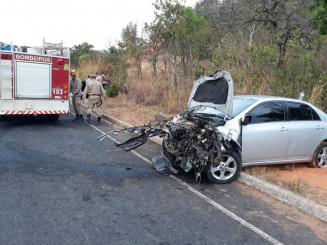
[241, 115, 251, 125]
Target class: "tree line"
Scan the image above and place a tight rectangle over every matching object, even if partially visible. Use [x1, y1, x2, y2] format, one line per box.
[70, 0, 327, 110]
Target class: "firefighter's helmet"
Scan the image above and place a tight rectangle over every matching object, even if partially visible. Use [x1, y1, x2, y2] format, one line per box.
[70, 70, 76, 76]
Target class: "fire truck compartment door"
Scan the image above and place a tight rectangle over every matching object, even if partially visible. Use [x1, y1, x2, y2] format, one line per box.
[16, 62, 51, 98]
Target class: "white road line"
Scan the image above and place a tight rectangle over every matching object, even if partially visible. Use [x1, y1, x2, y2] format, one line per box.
[91, 124, 284, 245]
[170, 175, 284, 245]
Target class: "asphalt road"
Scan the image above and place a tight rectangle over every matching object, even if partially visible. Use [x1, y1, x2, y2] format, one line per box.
[0, 114, 326, 245]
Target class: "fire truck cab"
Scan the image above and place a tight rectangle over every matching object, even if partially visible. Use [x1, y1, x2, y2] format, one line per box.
[0, 39, 70, 121]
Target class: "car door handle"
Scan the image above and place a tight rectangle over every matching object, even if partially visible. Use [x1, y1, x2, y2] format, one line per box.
[280, 127, 288, 132]
[316, 126, 323, 130]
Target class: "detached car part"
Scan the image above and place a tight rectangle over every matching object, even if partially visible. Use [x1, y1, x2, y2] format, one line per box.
[98, 70, 242, 184]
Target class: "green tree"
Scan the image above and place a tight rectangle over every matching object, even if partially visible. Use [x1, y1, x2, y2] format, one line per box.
[148, 0, 210, 76]
[310, 0, 327, 35]
[151, 0, 185, 76]
[144, 21, 163, 75]
[70, 42, 94, 68]
[244, 0, 313, 68]
[121, 22, 146, 79]
[102, 45, 128, 91]
[196, 0, 314, 68]
[176, 7, 209, 74]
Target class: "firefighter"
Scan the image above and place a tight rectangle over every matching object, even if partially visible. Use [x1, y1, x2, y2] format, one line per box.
[83, 74, 107, 124]
[69, 70, 84, 121]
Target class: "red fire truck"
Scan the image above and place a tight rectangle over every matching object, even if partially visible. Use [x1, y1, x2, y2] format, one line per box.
[0, 39, 70, 121]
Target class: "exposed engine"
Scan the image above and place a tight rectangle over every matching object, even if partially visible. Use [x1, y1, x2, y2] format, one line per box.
[98, 70, 241, 184]
[97, 111, 240, 184]
[162, 114, 226, 180]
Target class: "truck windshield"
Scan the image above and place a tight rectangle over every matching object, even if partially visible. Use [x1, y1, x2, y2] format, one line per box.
[193, 97, 257, 118]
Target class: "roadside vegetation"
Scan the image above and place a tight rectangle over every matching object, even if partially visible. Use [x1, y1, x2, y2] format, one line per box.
[71, 0, 327, 114]
[70, 0, 327, 202]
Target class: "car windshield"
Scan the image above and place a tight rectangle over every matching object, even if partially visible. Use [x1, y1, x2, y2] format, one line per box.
[193, 97, 257, 118]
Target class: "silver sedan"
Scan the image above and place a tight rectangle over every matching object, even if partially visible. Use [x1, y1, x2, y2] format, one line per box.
[209, 95, 327, 168]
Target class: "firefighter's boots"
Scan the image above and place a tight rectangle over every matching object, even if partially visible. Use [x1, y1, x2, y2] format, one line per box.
[76, 114, 84, 122]
[97, 117, 101, 124]
[72, 114, 79, 121]
[86, 114, 91, 124]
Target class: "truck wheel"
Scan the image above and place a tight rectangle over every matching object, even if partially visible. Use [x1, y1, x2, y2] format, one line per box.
[46, 114, 59, 122]
[205, 149, 241, 184]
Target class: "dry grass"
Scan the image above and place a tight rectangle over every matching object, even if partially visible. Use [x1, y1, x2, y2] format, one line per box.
[102, 94, 172, 126]
[243, 166, 280, 183]
[77, 61, 100, 80]
[243, 166, 327, 206]
[101, 62, 200, 126]
[123, 63, 194, 114]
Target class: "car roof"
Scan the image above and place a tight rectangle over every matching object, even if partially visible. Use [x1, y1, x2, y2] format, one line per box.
[235, 95, 327, 117]
[234, 95, 304, 103]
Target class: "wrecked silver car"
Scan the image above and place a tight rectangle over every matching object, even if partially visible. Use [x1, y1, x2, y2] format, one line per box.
[99, 70, 242, 184]
[99, 70, 327, 184]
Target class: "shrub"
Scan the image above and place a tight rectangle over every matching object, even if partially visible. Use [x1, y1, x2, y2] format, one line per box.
[105, 83, 119, 97]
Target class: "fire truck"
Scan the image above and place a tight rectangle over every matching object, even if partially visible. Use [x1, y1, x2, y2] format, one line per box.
[0, 39, 70, 121]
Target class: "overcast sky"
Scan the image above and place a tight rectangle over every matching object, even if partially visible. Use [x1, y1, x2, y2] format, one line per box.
[1, 0, 199, 50]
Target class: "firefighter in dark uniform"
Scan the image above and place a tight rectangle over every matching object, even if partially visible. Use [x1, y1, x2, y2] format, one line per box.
[83, 74, 106, 124]
[69, 70, 84, 121]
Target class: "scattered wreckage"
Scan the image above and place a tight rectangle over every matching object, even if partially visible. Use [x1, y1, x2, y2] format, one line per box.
[98, 70, 241, 184]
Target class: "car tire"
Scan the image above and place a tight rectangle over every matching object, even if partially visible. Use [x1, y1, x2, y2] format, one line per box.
[205, 149, 241, 184]
[309, 143, 327, 168]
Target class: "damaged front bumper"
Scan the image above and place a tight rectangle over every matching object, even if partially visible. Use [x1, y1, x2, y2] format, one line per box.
[97, 122, 168, 152]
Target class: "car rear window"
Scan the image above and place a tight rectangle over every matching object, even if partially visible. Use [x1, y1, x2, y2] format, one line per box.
[287, 102, 321, 121]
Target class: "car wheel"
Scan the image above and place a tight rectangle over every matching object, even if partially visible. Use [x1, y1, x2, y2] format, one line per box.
[205, 149, 241, 184]
[310, 143, 327, 168]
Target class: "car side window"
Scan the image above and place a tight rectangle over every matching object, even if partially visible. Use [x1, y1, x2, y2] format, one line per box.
[248, 101, 285, 124]
[287, 102, 321, 121]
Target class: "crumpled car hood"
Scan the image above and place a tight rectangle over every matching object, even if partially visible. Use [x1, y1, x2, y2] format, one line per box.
[188, 70, 234, 118]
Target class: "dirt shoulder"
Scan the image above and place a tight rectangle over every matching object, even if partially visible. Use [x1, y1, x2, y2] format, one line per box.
[244, 164, 327, 206]
[100, 97, 327, 207]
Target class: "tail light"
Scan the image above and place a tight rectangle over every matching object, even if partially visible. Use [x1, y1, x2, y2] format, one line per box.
[58, 59, 64, 65]
[63, 85, 68, 95]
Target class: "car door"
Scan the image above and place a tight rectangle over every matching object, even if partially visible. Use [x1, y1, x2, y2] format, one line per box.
[242, 101, 288, 163]
[285, 102, 324, 160]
